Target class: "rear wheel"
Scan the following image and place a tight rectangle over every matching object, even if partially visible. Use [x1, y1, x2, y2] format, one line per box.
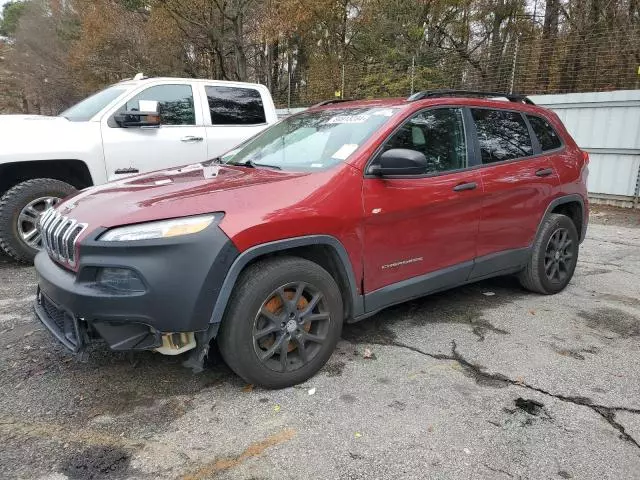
[217, 257, 343, 389]
[0, 179, 76, 263]
[518, 213, 579, 294]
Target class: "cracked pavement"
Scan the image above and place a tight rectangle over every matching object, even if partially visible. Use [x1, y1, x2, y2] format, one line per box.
[1, 209, 640, 479]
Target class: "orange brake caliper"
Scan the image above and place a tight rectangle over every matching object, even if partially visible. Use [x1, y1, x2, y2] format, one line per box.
[260, 289, 311, 352]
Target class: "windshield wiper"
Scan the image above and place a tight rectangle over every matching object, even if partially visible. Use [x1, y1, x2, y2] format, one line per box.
[245, 160, 282, 170]
[202, 156, 223, 166]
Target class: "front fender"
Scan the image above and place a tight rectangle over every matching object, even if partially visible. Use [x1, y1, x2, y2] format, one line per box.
[208, 235, 364, 326]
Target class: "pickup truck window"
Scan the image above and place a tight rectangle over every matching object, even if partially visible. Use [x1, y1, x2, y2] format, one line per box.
[225, 107, 399, 172]
[118, 85, 196, 126]
[60, 85, 128, 122]
[206, 86, 266, 125]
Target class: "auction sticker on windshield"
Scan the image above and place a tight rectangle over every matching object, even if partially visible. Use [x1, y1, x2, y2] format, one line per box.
[326, 115, 370, 124]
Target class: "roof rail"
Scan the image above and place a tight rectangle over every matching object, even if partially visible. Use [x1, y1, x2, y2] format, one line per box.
[407, 89, 535, 105]
[310, 99, 353, 108]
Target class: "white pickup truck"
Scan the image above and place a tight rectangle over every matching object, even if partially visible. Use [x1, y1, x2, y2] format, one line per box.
[0, 75, 278, 263]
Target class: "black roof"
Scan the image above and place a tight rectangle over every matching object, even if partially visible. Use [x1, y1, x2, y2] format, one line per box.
[407, 89, 535, 105]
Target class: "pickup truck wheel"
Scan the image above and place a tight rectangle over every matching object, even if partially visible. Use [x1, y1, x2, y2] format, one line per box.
[0, 179, 76, 264]
[518, 213, 579, 295]
[217, 257, 343, 389]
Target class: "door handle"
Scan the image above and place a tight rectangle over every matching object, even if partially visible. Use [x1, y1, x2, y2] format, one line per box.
[453, 182, 477, 192]
[114, 168, 139, 174]
[535, 168, 554, 177]
[181, 136, 204, 143]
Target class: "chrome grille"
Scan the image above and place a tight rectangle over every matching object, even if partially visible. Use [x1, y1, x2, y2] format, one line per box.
[38, 209, 87, 266]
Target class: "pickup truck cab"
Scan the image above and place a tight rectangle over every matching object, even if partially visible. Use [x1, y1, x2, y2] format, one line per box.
[0, 75, 277, 263]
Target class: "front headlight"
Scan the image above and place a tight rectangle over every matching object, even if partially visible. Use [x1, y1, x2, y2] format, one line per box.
[99, 214, 222, 242]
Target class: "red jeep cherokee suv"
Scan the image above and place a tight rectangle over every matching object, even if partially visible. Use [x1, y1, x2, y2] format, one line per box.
[34, 90, 589, 389]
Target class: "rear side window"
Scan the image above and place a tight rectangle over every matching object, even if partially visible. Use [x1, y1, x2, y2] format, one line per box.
[206, 86, 266, 125]
[471, 109, 533, 163]
[527, 115, 562, 151]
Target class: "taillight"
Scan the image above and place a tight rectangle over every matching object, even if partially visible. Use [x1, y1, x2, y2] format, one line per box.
[581, 150, 590, 164]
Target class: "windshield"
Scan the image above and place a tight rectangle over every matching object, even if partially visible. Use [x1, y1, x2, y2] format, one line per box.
[224, 106, 399, 171]
[60, 85, 131, 122]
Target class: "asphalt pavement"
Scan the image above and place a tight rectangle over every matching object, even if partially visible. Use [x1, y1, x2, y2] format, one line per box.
[1, 207, 639, 480]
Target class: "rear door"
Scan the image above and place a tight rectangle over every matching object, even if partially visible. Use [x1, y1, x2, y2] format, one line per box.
[200, 84, 273, 158]
[469, 107, 560, 277]
[362, 107, 483, 303]
[101, 83, 208, 180]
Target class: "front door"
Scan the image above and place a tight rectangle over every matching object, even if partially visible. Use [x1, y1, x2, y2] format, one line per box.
[101, 84, 208, 181]
[362, 107, 483, 309]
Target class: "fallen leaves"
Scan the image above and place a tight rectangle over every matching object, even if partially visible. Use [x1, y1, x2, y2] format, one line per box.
[181, 428, 297, 480]
[363, 348, 376, 360]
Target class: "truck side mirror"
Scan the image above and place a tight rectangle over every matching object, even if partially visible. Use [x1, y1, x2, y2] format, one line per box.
[114, 100, 161, 128]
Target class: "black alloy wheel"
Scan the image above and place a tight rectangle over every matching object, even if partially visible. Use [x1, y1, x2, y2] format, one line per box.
[544, 227, 574, 284]
[253, 282, 331, 373]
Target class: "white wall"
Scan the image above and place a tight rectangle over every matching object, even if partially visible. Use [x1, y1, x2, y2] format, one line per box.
[531, 90, 640, 200]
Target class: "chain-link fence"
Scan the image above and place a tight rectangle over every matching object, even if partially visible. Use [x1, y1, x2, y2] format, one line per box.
[270, 24, 640, 109]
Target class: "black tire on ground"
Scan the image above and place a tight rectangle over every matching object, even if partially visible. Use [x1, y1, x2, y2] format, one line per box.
[518, 213, 579, 295]
[0, 178, 76, 264]
[217, 256, 344, 389]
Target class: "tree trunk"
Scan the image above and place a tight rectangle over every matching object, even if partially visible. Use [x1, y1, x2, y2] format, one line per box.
[537, 0, 559, 92]
[488, 2, 506, 90]
[233, 14, 247, 81]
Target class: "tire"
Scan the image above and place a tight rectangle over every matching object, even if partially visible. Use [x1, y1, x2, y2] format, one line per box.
[217, 256, 344, 389]
[518, 213, 579, 295]
[0, 178, 76, 264]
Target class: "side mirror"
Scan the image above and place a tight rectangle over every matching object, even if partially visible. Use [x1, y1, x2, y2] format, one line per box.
[114, 100, 160, 128]
[368, 148, 428, 176]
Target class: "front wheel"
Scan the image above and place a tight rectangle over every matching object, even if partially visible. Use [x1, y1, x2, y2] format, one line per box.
[0, 179, 76, 264]
[518, 213, 579, 294]
[217, 257, 344, 389]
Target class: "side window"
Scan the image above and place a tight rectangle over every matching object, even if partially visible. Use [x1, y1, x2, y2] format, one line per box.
[384, 108, 467, 173]
[471, 109, 533, 163]
[121, 85, 195, 126]
[206, 86, 266, 125]
[528, 115, 562, 151]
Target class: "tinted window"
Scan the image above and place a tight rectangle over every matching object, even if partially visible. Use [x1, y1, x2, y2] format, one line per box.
[383, 108, 467, 173]
[120, 85, 195, 126]
[528, 115, 562, 151]
[206, 86, 266, 125]
[471, 109, 533, 163]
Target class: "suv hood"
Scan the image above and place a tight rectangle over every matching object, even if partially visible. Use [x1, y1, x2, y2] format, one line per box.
[57, 162, 310, 231]
[0, 115, 100, 160]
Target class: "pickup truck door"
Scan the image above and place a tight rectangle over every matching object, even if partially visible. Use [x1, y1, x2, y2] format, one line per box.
[101, 83, 208, 181]
[198, 83, 275, 158]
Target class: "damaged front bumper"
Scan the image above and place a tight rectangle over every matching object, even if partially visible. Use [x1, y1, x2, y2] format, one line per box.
[33, 223, 239, 359]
